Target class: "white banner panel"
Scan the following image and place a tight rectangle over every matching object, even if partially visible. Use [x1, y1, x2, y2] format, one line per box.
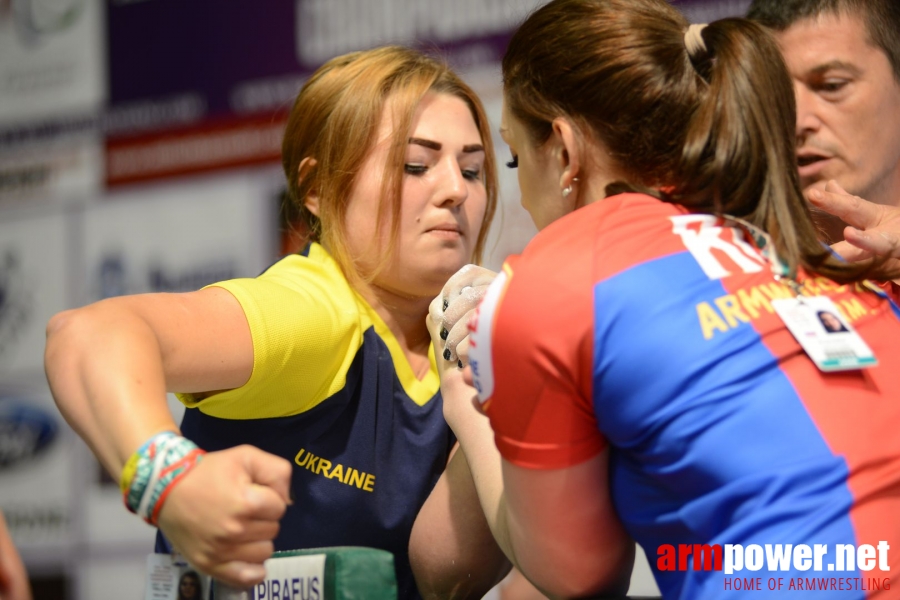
[0, 0, 105, 126]
[82, 173, 274, 304]
[0, 209, 69, 375]
[0, 382, 76, 557]
[0, 123, 103, 205]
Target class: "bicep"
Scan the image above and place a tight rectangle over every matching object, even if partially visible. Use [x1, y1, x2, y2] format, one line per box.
[116, 286, 253, 393]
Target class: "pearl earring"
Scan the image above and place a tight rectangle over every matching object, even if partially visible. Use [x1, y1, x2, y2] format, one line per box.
[561, 178, 578, 199]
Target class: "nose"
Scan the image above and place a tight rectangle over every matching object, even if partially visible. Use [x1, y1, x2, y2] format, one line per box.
[437, 158, 469, 208]
[794, 83, 821, 142]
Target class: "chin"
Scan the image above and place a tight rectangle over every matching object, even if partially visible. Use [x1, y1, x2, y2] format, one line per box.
[801, 178, 818, 191]
[394, 264, 460, 298]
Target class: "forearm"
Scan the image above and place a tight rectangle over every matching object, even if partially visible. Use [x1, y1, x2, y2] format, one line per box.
[45, 302, 178, 477]
[501, 455, 634, 599]
[445, 387, 513, 557]
[409, 446, 511, 599]
[409, 378, 517, 599]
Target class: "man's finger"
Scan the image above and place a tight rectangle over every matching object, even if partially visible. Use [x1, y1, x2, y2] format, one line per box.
[844, 227, 900, 259]
[830, 239, 874, 263]
[823, 179, 850, 197]
[807, 185, 881, 229]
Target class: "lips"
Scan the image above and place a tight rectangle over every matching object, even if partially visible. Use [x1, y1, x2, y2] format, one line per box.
[796, 149, 836, 181]
[427, 223, 463, 235]
[797, 152, 830, 168]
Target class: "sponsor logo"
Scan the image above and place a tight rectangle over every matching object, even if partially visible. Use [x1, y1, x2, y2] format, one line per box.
[0, 396, 59, 469]
[670, 214, 765, 281]
[96, 253, 237, 299]
[0, 251, 33, 362]
[9, 0, 86, 46]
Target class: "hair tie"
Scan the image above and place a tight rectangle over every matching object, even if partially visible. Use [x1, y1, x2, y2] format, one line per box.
[684, 23, 708, 58]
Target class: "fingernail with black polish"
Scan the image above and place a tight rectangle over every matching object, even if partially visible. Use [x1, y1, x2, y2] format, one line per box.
[443, 348, 452, 361]
[442, 299, 449, 311]
[440, 328, 448, 340]
[458, 359, 463, 368]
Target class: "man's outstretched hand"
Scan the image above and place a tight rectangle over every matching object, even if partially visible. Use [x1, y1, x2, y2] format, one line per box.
[808, 180, 900, 281]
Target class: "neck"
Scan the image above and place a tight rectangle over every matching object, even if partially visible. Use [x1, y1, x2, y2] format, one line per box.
[578, 161, 628, 210]
[355, 280, 433, 358]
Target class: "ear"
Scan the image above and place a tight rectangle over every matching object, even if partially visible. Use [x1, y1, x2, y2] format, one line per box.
[298, 157, 320, 216]
[550, 118, 581, 192]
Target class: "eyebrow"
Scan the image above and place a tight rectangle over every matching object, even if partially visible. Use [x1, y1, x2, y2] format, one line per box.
[408, 137, 484, 153]
[807, 60, 863, 77]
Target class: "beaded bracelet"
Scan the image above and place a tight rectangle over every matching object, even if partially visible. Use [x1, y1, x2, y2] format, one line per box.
[120, 431, 206, 526]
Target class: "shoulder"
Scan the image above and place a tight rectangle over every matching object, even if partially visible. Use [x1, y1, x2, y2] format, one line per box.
[255, 243, 354, 300]
[503, 193, 683, 299]
[215, 243, 361, 326]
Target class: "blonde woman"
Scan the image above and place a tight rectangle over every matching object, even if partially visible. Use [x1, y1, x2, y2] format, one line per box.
[45, 46, 507, 599]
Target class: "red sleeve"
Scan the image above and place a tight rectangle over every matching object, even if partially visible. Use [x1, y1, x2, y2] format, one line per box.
[471, 240, 606, 471]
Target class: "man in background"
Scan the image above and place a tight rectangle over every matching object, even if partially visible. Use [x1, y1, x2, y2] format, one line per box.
[748, 0, 900, 243]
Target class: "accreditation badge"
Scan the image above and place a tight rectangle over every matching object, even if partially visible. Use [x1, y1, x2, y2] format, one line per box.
[144, 553, 210, 600]
[772, 296, 877, 372]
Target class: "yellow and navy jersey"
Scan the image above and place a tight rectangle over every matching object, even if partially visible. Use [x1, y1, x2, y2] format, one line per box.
[155, 243, 453, 600]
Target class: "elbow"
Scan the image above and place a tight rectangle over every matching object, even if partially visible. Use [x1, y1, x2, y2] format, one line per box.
[540, 573, 629, 600]
[409, 528, 510, 600]
[45, 309, 80, 369]
[529, 542, 634, 600]
[44, 309, 89, 418]
[46, 308, 77, 341]
[44, 307, 103, 387]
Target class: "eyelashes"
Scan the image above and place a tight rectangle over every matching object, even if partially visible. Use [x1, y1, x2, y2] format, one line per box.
[404, 164, 428, 175]
[404, 164, 482, 181]
[506, 155, 518, 169]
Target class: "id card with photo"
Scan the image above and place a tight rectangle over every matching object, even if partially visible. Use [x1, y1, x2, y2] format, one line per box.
[145, 554, 210, 600]
[772, 296, 877, 372]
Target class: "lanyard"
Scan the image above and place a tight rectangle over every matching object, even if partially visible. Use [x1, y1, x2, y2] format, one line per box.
[720, 215, 805, 295]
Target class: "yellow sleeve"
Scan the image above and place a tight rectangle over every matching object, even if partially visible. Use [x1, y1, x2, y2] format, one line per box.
[177, 253, 366, 419]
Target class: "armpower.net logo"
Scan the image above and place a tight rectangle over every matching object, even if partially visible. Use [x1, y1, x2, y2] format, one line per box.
[657, 542, 891, 593]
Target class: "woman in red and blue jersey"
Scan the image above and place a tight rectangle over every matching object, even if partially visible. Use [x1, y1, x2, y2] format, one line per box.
[422, 1, 900, 598]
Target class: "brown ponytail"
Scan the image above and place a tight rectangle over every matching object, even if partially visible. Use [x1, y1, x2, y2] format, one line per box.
[503, 0, 875, 282]
[675, 18, 871, 281]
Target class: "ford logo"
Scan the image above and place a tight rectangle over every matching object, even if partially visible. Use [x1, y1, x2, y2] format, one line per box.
[0, 397, 58, 469]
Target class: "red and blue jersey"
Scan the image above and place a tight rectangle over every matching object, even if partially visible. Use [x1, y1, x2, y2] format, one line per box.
[471, 193, 900, 599]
